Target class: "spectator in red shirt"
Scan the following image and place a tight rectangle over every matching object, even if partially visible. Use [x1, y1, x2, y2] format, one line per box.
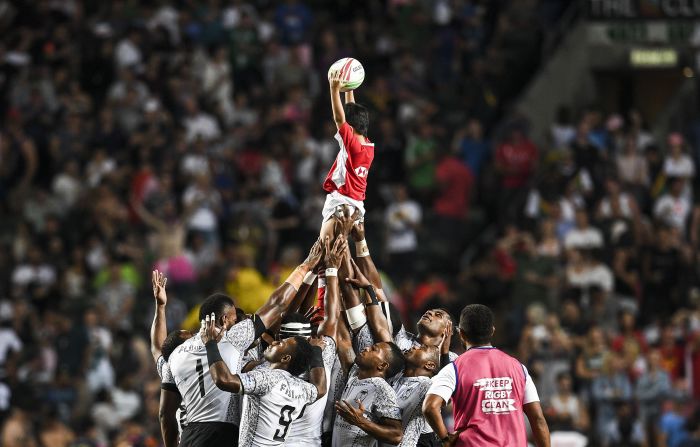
[495, 127, 539, 223]
[659, 325, 685, 380]
[433, 152, 475, 220]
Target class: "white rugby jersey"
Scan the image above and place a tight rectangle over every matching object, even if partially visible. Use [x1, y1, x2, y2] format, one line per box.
[168, 318, 258, 424]
[382, 376, 432, 447]
[322, 354, 346, 434]
[332, 365, 401, 447]
[238, 368, 319, 447]
[285, 336, 336, 447]
[156, 356, 187, 431]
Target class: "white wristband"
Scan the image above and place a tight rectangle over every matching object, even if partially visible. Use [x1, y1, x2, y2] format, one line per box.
[325, 268, 338, 277]
[355, 239, 370, 257]
[303, 272, 317, 285]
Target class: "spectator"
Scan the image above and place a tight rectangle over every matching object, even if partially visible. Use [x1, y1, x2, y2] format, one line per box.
[433, 148, 475, 243]
[494, 127, 538, 219]
[405, 121, 438, 201]
[384, 185, 421, 282]
[654, 177, 691, 235]
[664, 133, 695, 188]
[636, 349, 672, 444]
[453, 118, 490, 177]
[564, 208, 604, 251]
[601, 400, 646, 447]
[546, 372, 590, 433]
[591, 354, 633, 442]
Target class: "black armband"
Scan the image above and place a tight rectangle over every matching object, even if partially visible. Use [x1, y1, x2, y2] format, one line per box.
[252, 314, 267, 339]
[440, 353, 451, 368]
[364, 285, 379, 305]
[309, 346, 324, 369]
[205, 340, 223, 365]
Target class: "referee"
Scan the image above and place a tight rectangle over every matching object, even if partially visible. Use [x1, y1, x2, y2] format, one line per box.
[422, 304, 550, 447]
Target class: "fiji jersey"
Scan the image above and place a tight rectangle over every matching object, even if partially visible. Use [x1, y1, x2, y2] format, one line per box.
[157, 356, 187, 431]
[238, 368, 319, 447]
[167, 318, 261, 424]
[285, 336, 337, 446]
[384, 376, 432, 447]
[323, 121, 374, 201]
[332, 365, 401, 447]
[323, 354, 347, 434]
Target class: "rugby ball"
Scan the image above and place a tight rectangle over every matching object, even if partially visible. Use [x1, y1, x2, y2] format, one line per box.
[327, 58, 365, 92]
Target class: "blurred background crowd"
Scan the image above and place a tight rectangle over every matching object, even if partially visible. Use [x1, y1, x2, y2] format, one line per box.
[2, 0, 700, 446]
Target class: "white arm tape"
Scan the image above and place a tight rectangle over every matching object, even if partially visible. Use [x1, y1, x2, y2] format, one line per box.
[355, 239, 370, 257]
[303, 271, 318, 285]
[345, 304, 367, 330]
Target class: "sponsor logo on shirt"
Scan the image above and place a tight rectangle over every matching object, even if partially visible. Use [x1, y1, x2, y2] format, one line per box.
[473, 377, 516, 414]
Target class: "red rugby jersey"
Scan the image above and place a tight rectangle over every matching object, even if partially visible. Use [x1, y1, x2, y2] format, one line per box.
[322, 122, 374, 201]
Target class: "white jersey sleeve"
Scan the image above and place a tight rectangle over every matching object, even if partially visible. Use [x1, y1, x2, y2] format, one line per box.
[224, 318, 259, 352]
[427, 363, 457, 404]
[522, 364, 540, 404]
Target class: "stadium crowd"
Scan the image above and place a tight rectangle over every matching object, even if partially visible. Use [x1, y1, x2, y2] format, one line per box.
[2, 1, 700, 447]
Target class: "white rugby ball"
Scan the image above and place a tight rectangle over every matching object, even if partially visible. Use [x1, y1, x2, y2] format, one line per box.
[327, 58, 365, 92]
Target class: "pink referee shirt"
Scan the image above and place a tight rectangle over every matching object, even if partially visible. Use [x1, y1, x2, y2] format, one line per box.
[427, 347, 540, 447]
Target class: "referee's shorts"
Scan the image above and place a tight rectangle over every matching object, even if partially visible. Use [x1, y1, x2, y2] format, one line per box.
[179, 422, 238, 446]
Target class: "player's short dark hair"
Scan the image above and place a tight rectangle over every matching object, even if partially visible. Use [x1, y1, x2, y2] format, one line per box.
[199, 293, 235, 322]
[459, 304, 494, 345]
[288, 336, 314, 377]
[345, 103, 369, 136]
[162, 330, 188, 361]
[384, 342, 406, 378]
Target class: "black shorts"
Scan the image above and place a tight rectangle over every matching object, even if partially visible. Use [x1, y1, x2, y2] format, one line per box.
[416, 432, 441, 447]
[179, 422, 238, 446]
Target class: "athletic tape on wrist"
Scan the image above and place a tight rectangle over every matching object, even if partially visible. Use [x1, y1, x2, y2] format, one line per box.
[325, 268, 338, 277]
[303, 271, 318, 285]
[345, 304, 367, 330]
[355, 239, 370, 257]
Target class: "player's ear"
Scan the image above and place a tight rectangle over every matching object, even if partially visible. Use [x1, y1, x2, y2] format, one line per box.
[281, 354, 292, 364]
[458, 328, 468, 346]
[425, 360, 436, 372]
[377, 360, 388, 372]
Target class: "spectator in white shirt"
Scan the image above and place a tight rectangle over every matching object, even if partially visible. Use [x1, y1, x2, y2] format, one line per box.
[564, 209, 604, 251]
[654, 177, 691, 235]
[385, 185, 422, 281]
[181, 97, 221, 143]
[663, 133, 694, 180]
[11, 246, 57, 289]
[114, 29, 142, 70]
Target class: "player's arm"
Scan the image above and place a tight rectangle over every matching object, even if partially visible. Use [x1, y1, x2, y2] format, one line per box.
[256, 239, 324, 329]
[329, 70, 346, 128]
[159, 389, 181, 447]
[202, 314, 243, 393]
[423, 363, 459, 445]
[345, 90, 355, 104]
[308, 337, 328, 400]
[335, 401, 403, 445]
[150, 270, 168, 362]
[346, 269, 392, 343]
[524, 402, 551, 447]
[317, 235, 346, 340]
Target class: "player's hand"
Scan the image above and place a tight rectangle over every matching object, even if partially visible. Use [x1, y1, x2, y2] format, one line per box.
[303, 238, 324, 270]
[308, 335, 327, 349]
[152, 270, 168, 306]
[441, 433, 459, 447]
[334, 205, 360, 236]
[304, 306, 324, 327]
[324, 235, 347, 269]
[345, 258, 371, 289]
[440, 320, 453, 355]
[201, 312, 223, 344]
[329, 69, 342, 91]
[335, 399, 366, 426]
[350, 218, 366, 242]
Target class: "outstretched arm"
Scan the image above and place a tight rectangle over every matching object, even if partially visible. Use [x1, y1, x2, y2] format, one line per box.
[318, 235, 347, 340]
[329, 70, 346, 128]
[256, 239, 324, 328]
[350, 220, 383, 290]
[345, 90, 355, 104]
[150, 270, 168, 362]
[308, 337, 329, 400]
[346, 269, 392, 343]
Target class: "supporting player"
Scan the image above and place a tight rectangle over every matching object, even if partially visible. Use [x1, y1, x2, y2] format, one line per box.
[355, 267, 443, 447]
[148, 270, 192, 447]
[201, 312, 327, 447]
[332, 261, 404, 447]
[284, 235, 346, 447]
[165, 240, 323, 446]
